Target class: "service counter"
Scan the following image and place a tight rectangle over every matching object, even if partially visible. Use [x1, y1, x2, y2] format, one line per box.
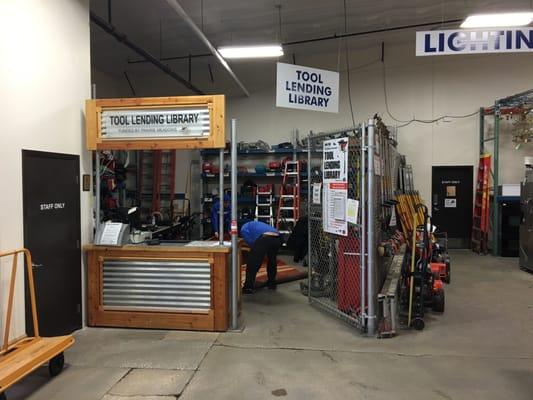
[84, 242, 240, 332]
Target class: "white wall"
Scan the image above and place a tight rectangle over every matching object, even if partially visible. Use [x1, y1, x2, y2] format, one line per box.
[92, 36, 533, 207]
[227, 43, 533, 204]
[0, 0, 91, 339]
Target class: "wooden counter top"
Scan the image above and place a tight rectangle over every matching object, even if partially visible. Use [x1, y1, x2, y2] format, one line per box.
[83, 243, 231, 254]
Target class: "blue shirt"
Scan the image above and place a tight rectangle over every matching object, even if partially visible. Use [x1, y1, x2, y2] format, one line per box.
[211, 200, 231, 233]
[240, 221, 279, 246]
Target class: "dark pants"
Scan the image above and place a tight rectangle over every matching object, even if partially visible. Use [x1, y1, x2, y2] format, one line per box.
[244, 235, 281, 289]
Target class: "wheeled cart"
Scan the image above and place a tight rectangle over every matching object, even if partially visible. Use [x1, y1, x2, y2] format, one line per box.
[0, 249, 75, 400]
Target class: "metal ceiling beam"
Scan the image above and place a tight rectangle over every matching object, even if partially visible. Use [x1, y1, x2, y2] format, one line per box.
[90, 12, 204, 95]
[163, 0, 250, 97]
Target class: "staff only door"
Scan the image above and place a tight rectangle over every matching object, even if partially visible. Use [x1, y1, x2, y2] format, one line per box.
[431, 166, 474, 249]
[22, 150, 82, 336]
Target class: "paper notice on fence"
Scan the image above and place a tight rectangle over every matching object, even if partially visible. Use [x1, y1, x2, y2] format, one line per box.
[346, 199, 359, 225]
[312, 183, 322, 204]
[322, 138, 349, 236]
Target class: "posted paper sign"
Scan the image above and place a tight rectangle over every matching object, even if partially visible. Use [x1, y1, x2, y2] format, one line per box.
[322, 138, 349, 236]
[312, 183, 322, 204]
[445, 198, 457, 208]
[276, 62, 339, 113]
[99, 222, 124, 246]
[346, 199, 359, 225]
[416, 28, 533, 56]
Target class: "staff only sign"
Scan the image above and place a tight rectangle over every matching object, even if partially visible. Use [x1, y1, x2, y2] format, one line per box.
[416, 28, 533, 56]
[276, 62, 339, 113]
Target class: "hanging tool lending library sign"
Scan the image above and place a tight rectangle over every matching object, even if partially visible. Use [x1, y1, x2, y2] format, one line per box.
[276, 62, 339, 113]
[322, 138, 348, 236]
[86, 95, 225, 150]
[101, 108, 209, 139]
[416, 28, 533, 56]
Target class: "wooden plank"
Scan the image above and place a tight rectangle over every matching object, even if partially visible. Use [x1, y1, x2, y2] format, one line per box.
[0, 336, 74, 392]
[3, 252, 18, 352]
[90, 308, 215, 331]
[83, 244, 231, 254]
[87, 251, 100, 326]
[212, 253, 229, 331]
[85, 95, 226, 151]
[85, 99, 98, 150]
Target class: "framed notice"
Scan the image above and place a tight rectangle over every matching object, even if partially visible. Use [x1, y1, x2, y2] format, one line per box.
[85, 95, 225, 150]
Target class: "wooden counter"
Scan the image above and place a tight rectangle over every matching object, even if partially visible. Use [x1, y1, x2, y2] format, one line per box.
[85, 243, 237, 331]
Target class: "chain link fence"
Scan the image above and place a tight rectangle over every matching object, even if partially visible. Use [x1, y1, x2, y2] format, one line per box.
[306, 129, 365, 330]
[305, 120, 400, 333]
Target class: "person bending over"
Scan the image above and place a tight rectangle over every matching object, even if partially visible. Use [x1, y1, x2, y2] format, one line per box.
[241, 220, 281, 294]
[211, 194, 231, 239]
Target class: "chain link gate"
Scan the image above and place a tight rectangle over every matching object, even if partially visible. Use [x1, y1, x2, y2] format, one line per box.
[305, 127, 367, 331]
[304, 119, 399, 334]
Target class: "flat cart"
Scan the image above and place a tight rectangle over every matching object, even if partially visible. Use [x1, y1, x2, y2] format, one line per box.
[0, 249, 74, 400]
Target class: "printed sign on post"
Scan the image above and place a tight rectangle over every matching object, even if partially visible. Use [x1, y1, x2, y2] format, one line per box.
[416, 28, 533, 56]
[322, 138, 349, 236]
[312, 183, 322, 204]
[276, 62, 339, 113]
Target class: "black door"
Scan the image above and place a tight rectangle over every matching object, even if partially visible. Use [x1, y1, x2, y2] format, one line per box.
[431, 166, 474, 249]
[22, 150, 82, 336]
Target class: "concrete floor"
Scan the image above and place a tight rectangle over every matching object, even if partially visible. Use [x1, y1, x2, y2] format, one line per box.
[6, 250, 533, 400]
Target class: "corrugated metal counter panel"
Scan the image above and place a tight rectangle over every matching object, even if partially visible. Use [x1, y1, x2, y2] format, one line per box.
[103, 260, 211, 312]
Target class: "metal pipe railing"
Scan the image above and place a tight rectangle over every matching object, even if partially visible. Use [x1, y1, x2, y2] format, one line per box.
[230, 119, 238, 329]
[367, 118, 376, 335]
[219, 148, 224, 245]
[360, 123, 366, 327]
[307, 132, 313, 303]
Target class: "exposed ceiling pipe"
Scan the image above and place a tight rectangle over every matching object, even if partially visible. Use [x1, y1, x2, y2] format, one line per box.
[127, 18, 462, 67]
[282, 19, 463, 46]
[90, 12, 204, 95]
[163, 0, 250, 97]
[128, 52, 212, 64]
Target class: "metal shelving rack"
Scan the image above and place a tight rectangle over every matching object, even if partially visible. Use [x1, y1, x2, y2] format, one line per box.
[199, 146, 312, 237]
[480, 89, 533, 256]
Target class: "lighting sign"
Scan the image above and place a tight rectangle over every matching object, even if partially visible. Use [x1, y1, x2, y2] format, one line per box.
[416, 28, 533, 56]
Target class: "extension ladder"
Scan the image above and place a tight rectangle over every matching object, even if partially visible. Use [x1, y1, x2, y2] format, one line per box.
[276, 161, 301, 233]
[472, 154, 491, 254]
[255, 184, 274, 225]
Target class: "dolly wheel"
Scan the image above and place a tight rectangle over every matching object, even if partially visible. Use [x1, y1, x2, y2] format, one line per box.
[0, 391, 6, 400]
[412, 317, 425, 331]
[49, 353, 65, 377]
[432, 289, 445, 313]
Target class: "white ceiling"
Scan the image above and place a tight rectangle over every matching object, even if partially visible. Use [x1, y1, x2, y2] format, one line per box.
[90, 0, 533, 95]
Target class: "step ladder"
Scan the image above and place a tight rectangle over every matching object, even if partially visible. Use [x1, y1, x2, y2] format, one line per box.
[255, 184, 274, 225]
[472, 154, 491, 254]
[137, 150, 177, 221]
[276, 161, 301, 234]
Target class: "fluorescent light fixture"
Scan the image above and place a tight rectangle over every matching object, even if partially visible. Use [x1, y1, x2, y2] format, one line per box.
[461, 12, 533, 28]
[218, 45, 283, 59]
